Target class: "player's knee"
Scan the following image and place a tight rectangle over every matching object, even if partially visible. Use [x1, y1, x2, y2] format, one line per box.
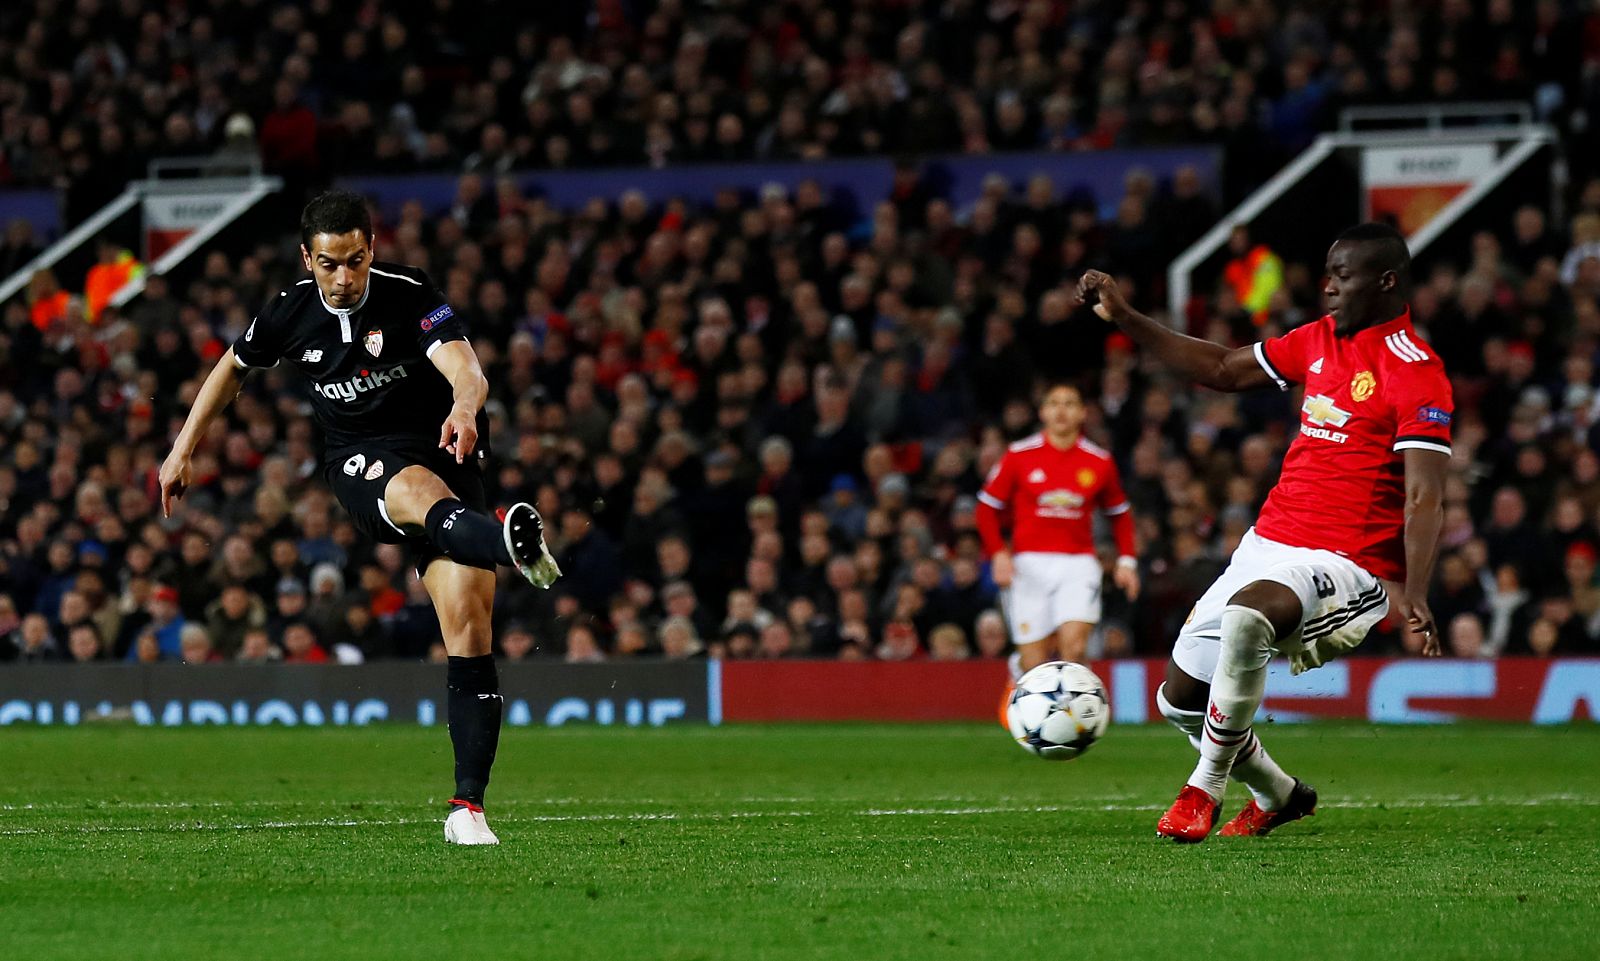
[1218, 605, 1275, 674]
[1156, 682, 1203, 729]
[1159, 664, 1209, 713]
[383, 466, 456, 527]
[1226, 581, 1301, 640]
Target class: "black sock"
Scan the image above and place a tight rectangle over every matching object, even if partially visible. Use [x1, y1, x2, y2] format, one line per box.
[446, 654, 503, 805]
[425, 499, 512, 568]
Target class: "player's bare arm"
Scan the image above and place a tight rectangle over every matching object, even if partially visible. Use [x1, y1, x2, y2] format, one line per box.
[1075, 271, 1273, 392]
[158, 346, 250, 517]
[1400, 447, 1448, 655]
[429, 340, 489, 464]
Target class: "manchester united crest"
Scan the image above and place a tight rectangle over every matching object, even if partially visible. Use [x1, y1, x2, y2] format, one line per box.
[1351, 370, 1375, 402]
[363, 329, 384, 357]
[1077, 468, 1096, 488]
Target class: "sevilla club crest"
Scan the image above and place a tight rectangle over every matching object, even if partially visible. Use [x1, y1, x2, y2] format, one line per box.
[363, 329, 383, 357]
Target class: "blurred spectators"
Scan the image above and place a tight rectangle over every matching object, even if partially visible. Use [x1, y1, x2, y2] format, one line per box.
[4, 4, 1600, 670]
[5, 0, 1599, 209]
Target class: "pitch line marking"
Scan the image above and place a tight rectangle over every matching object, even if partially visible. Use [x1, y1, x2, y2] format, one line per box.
[2, 794, 1596, 835]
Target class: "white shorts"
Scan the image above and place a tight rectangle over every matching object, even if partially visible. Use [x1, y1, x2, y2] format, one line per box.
[1000, 552, 1103, 644]
[1172, 528, 1390, 681]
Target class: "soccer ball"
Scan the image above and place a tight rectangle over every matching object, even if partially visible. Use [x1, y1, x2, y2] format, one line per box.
[1006, 661, 1110, 760]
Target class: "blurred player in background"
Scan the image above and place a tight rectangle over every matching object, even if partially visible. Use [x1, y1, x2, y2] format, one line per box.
[977, 382, 1139, 674]
[1078, 222, 1451, 842]
[158, 190, 562, 845]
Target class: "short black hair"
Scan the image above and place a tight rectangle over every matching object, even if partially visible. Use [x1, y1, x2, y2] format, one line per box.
[300, 189, 373, 249]
[1036, 378, 1085, 402]
[1336, 221, 1412, 292]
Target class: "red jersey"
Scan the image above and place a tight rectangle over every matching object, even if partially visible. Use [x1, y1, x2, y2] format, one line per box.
[1251, 310, 1452, 581]
[976, 434, 1136, 558]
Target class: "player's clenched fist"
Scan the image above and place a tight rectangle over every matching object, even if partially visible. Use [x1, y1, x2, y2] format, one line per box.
[158, 452, 191, 518]
[1075, 270, 1129, 322]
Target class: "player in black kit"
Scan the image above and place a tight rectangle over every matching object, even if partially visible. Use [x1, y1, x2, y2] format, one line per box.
[158, 190, 560, 845]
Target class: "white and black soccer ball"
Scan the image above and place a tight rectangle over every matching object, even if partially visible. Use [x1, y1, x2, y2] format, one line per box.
[1006, 661, 1110, 760]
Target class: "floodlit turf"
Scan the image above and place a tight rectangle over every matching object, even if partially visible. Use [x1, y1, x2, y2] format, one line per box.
[1, 723, 1597, 961]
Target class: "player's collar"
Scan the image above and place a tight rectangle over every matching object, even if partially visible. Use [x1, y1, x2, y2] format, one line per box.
[1349, 307, 1411, 340]
[315, 281, 370, 318]
[316, 281, 370, 344]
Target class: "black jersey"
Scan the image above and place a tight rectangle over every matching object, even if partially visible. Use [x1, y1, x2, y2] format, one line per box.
[232, 262, 478, 451]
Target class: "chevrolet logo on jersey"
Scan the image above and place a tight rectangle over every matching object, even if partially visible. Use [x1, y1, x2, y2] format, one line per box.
[1301, 393, 1352, 443]
[1036, 489, 1085, 517]
[315, 363, 409, 401]
[1302, 394, 1351, 427]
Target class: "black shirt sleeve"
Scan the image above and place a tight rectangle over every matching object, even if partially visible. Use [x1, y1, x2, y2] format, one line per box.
[233, 290, 288, 369]
[412, 271, 467, 358]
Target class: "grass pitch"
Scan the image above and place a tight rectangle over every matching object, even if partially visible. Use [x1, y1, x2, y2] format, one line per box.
[1, 722, 1596, 961]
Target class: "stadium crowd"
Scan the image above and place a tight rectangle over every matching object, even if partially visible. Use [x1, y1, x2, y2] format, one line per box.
[4, 0, 1600, 222]
[4, 1, 1600, 665]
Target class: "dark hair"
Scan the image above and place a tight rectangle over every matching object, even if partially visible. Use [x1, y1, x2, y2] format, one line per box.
[1337, 221, 1412, 292]
[1035, 378, 1085, 403]
[300, 189, 373, 249]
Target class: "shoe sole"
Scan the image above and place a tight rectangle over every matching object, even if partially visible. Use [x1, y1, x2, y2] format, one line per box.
[501, 503, 542, 584]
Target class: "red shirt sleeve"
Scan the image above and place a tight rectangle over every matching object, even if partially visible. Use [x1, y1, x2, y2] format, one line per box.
[1391, 364, 1454, 455]
[1254, 319, 1323, 391]
[1096, 461, 1137, 557]
[976, 454, 1016, 557]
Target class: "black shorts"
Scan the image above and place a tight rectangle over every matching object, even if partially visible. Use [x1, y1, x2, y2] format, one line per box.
[323, 436, 490, 577]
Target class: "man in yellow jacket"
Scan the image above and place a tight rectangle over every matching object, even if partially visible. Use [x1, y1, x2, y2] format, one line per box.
[84, 238, 145, 322]
[1222, 225, 1283, 326]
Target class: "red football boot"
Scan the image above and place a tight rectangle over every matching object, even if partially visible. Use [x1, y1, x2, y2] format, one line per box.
[1219, 779, 1317, 837]
[1155, 785, 1222, 843]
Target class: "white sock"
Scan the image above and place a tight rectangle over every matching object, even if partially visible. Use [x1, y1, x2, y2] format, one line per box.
[1231, 729, 1297, 811]
[1006, 651, 1023, 683]
[1158, 682, 1290, 805]
[1188, 605, 1275, 800]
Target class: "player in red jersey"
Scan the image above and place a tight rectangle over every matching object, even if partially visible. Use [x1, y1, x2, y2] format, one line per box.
[977, 382, 1139, 672]
[1078, 223, 1450, 842]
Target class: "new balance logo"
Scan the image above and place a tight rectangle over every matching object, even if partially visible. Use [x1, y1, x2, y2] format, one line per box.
[301, 349, 323, 362]
[1309, 357, 1323, 374]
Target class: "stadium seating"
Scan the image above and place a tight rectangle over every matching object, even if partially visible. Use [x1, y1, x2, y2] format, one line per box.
[2, 1, 1599, 665]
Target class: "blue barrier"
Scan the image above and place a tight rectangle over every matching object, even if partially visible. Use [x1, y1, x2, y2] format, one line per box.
[0, 189, 63, 242]
[343, 146, 1219, 225]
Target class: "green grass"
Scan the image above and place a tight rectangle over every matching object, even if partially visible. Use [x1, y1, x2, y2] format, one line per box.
[1, 723, 1597, 961]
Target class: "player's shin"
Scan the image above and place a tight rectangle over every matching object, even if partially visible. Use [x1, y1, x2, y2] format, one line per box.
[446, 654, 503, 805]
[1188, 605, 1274, 800]
[426, 499, 513, 569]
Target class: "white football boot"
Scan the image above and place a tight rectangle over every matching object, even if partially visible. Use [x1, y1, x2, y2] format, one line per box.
[500, 502, 562, 589]
[444, 802, 500, 845]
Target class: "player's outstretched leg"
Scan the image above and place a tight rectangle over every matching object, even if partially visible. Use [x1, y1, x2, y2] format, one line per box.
[1158, 582, 1300, 843]
[424, 560, 503, 845]
[386, 466, 561, 588]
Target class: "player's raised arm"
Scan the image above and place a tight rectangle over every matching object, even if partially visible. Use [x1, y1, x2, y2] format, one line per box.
[158, 346, 250, 517]
[1075, 270, 1274, 393]
[428, 340, 489, 464]
[1398, 447, 1448, 655]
